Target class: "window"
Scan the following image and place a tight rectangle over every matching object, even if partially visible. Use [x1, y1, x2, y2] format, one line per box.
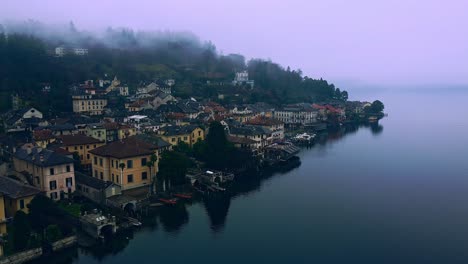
[183, 136, 188, 141]
[66, 165, 71, 172]
[127, 160, 133, 169]
[111, 160, 114, 168]
[94, 144, 96, 148]
[99, 158, 103, 166]
[49, 180, 57, 190]
[198, 131, 202, 136]
[74, 146, 78, 150]
[80, 155, 83, 160]
[50, 192, 58, 200]
[86, 145, 90, 149]
[87, 154, 90, 159]
[94, 170, 97, 177]
[49, 168, 55, 175]
[171, 137, 176, 142]
[94, 157, 97, 165]
[142, 172, 148, 180]
[35, 177, 40, 185]
[80, 146, 83, 150]
[19, 199, 25, 209]
[100, 172, 103, 180]
[127, 174, 134, 183]
[141, 158, 147, 166]
[112, 174, 115, 182]
[66, 177, 73, 187]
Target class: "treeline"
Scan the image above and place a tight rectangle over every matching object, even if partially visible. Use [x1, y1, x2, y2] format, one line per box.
[0, 22, 348, 113]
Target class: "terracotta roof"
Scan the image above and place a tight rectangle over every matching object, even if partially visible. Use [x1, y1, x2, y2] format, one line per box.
[245, 116, 283, 126]
[33, 129, 54, 141]
[58, 134, 103, 146]
[0, 176, 41, 199]
[89, 137, 156, 158]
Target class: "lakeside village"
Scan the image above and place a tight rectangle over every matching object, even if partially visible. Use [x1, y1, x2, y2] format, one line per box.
[0, 72, 384, 261]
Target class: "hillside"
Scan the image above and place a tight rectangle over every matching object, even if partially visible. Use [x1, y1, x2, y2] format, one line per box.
[0, 21, 348, 113]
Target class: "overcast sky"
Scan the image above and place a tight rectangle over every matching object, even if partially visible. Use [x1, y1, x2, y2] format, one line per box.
[2, 0, 467, 88]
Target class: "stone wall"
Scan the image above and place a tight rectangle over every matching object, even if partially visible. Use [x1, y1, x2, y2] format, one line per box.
[0, 248, 42, 264]
[0, 236, 77, 264]
[51, 235, 77, 251]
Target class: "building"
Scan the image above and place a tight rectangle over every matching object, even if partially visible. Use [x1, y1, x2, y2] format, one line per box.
[0, 176, 41, 219]
[72, 94, 108, 115]
[232, 71, 254, 88]
[33, 129, 56, 148]
[13, 147, 75, 200]
[89, 137, 160, 191]
[57, 135, 105, 169]
[245, 116, 285, 140]
[55, 46, 88, 57]
[3, 107, 44, 132]
[229, 125, 272, 149]
[75, 172, 121, 204]
[86, 123, 137, 142]
[274, 104, 319, 126]
[159, 125, 205, 147]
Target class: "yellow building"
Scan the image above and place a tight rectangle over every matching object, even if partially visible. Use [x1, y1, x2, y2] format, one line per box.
[159, 125, 205, 147]
[58, 134, 105, 169]
[0, 195, 6, 236]
[72, 94, 108, 115]
[0, 176, 41, 234]
[89, 137, 160, 191]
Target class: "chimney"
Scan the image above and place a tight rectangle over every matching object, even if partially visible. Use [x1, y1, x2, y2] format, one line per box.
[39, 154, 44, 163]
[26, 148, 32, 155]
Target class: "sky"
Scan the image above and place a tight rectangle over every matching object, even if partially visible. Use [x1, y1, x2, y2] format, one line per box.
[1, 0, 467, 88]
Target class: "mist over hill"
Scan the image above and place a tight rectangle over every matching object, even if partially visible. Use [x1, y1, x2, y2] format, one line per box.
[0, 20, 346, 113]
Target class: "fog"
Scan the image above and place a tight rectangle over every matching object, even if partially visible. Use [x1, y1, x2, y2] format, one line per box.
[1, 0, 467, 87]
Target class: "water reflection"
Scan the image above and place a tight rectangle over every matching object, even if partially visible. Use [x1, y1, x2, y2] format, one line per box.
[40, 122, 383, 263]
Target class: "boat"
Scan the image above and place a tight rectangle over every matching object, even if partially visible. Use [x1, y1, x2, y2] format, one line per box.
[174, 193, 193, 199]
[291, 133, 316, 144]
[158, 198, 178, 205]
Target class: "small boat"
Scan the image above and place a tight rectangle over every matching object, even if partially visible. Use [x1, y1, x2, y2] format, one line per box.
[158, 198, 177, 205]
[174, 193, 193, 199]
[291, 133, 316, 144]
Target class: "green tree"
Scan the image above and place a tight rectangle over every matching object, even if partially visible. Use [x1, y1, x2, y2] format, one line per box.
[45, 224, 63, 242]
[365, 100, 385, 114]
[12, 211, 31, 251]
[146, 154, 158, 194]
[158, 151, 192, 190]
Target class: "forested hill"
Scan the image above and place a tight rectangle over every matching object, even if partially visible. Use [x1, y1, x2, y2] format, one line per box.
[0, 21, 348, 113]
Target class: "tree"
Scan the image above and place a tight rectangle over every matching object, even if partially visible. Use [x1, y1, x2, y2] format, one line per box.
[146, 154, 158, 194]
[45, 225, 63, 242]
[12, 211, 31, 251]
[365, 100, 385, 114]
[119, 162, 126, 185]
[158, 151, 192, 190]
[341, 90, 349, 101]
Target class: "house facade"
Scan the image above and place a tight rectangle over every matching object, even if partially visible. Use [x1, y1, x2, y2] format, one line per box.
[72, 94, 108, 115]
[159, 125, 205, 147]
[89, 137, 159, 191]
[57, 134, 105, 169]
[13, 147, 75, 200]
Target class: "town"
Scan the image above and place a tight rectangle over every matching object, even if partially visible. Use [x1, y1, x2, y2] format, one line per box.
[0, 70, 384, 261]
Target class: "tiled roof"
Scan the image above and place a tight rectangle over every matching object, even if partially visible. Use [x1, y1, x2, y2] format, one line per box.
[0, 176, 41, 199]
[75, 171, 113, 190]
[89, 137, 156, 158]
[160, 125, 200, 136]
[33, 129, 54, 141]
[245, 116, 284, 126]
[14, 147, 74, 167]
[227, 136, 257, 145]
[58, 134, 103, 146]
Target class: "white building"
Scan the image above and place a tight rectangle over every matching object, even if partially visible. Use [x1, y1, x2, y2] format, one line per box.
[55, 46, 66, 57]
[73, 48, 88, 56]
[274, 104, 319, 125]
[232, 71, 254, 88]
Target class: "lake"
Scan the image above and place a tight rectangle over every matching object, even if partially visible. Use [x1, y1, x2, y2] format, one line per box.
[41, 88, 468, 264]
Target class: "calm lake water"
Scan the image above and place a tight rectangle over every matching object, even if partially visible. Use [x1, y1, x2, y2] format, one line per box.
[44, 88, 468, 264]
